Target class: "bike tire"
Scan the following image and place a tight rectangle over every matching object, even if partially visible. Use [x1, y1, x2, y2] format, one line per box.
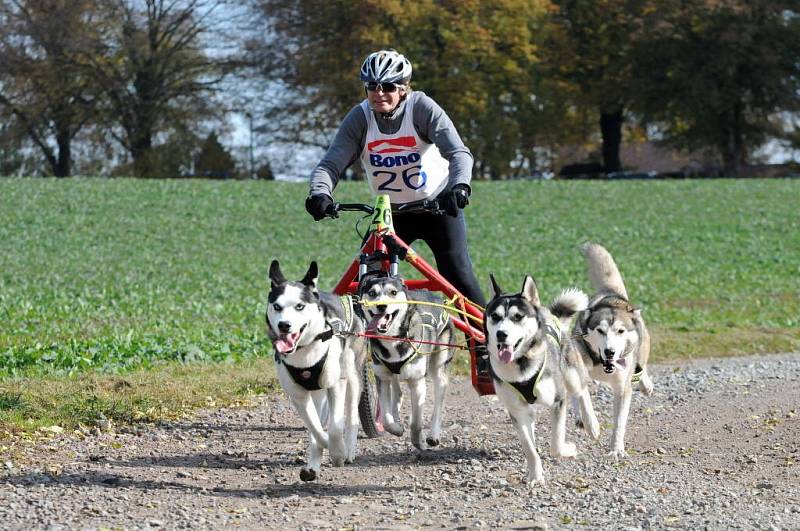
[358, 362, 383, 438]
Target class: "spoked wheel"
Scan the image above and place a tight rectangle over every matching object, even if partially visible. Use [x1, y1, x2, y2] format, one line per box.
[358, 362, 384, 438]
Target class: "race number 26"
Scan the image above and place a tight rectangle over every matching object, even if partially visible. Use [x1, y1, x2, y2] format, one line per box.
[375, 166, 427, 192]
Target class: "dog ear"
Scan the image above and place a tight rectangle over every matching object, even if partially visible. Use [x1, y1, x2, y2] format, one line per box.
[489, 273, 503, 297]
[301, 261, 319, 289]
[521, 275, 540, 306]
[269, 260, 286, 288]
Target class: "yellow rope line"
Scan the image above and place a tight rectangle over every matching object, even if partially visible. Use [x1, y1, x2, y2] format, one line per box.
[359, 298, 484, 324]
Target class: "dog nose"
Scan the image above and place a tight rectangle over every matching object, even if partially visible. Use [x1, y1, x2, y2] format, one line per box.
[603, 348, 615, 357]
[278, 321, 291, 334]
[496, 330, 508, 343]
[376, 304, 387, 313]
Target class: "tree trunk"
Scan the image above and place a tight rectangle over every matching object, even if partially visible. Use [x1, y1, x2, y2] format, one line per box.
[600, 108, 624, 173]
[54, 123, 71, 177]
[720, 103, 746, 177]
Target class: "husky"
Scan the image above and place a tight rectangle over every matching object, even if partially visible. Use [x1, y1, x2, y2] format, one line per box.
[485, 274, 600, 486]
[358, 273, 455, 450]
[266, 260, 366, 481]
[571, 243, 654, 459]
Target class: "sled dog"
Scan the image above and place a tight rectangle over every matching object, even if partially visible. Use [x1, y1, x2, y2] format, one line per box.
[266, 260, 366, 481]
[485, 275, 600, 486]
[359, 273, 455, 450]
[572, 243, 654, 459]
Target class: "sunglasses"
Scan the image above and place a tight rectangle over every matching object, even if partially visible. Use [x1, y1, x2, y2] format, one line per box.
[365, 81, 404, 93]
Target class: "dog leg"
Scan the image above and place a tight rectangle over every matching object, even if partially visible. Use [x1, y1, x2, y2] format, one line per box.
[513, 410, 544, 486]
[291, 395, 328, 450]
[426, 361, 448, 447]
[408, 377, 427, 450]
[326, 379, 347, 467]
[390, 376, 403, 420]
[609, 383, 633, 459]
[639, 369, 654, 397]
[577, 388, 600, 440]
[571, 395, 585, 429]
[343, 352, 360, 464]
[550, 399, 577, 458]
[313, 393, 329, 429]
[379, 374, 404, 437]
[300, 433, 323, 482]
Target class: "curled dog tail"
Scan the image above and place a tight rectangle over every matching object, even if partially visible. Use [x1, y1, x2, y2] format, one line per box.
[550, 287, 589, 320]
[582, 243, 629, 300]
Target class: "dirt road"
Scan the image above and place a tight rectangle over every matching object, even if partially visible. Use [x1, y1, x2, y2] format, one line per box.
[2, 353, 798, 530]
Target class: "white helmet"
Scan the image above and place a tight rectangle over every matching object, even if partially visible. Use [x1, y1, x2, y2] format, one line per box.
[359, 50, 412, 84]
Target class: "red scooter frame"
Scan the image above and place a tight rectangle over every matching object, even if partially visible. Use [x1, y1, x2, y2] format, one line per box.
[330, 195, 494, 397]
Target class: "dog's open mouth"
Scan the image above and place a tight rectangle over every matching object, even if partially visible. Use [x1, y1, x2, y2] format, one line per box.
[497, 339, 522, 364]
[275, 325, 306, 354]
[367, 310, 398, 334]
[603, 356, 626, 374]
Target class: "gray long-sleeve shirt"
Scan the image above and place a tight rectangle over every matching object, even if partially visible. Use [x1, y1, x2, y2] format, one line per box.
[309, 91, 473, 198]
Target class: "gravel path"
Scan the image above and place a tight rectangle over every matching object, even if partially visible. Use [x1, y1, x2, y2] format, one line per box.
[1, 353, 798, 530]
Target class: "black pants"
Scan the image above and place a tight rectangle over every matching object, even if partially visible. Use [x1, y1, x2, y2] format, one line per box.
[393, 210, 486, 307]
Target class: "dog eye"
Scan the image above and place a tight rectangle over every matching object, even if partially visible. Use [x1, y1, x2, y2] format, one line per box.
[597, 329, 606, 336]
[389, 290, 398, 296]
[616, 328, 626, 335]
[295, 303, 305, 311]
[272, 303, 281, 312]
[369, 289, 378, 298]
[510, 314, 523, 322]
[490, 312, 501, 322]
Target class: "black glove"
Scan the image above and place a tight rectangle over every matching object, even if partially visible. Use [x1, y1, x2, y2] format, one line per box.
[305, 194, 335, 221]
[438, 184, 470, 217]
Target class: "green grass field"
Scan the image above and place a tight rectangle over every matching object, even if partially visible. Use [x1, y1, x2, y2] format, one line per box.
[1, 177, 798, 432]
[1, 177, 798, 379]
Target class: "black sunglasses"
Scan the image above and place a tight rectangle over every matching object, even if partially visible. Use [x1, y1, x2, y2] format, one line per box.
[365, 81, 404, 93]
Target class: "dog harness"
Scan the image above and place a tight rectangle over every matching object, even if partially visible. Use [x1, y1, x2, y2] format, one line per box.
[275, 295, 355, 391]
[371, 304, 451, 375]
[490, 323, 560, 404]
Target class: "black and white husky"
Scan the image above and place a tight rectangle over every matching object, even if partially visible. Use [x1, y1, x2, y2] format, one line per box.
[485, 275, 600, 486]
[359, 274, 455, 450]
[266, 260, 366, 481]
[571, 243, 654, 459]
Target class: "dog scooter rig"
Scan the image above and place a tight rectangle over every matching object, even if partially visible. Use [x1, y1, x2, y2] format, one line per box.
[328, 194, 493, 436]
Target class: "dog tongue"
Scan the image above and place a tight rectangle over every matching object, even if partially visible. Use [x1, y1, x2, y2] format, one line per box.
[275, 332, 300, 353]
[367, 313, 393, 332]
[498, 346, 514, 364]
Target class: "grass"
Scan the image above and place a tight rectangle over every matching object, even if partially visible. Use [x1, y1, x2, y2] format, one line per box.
[0, 177, 798, 433]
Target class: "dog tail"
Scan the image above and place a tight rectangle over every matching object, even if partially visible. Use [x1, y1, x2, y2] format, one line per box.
[550, 287, 589, 320]
[582, 243, 629, 299]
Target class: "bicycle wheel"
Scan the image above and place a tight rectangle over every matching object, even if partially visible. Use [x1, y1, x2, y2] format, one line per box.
[358, 361, 384, 438]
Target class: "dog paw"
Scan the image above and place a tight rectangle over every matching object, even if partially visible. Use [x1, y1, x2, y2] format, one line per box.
[411, 428, 425, 450]
[608, 448, 628, 461]
[551, 442, 577, 459]
[385, 422, 404, 437]
[425, 436, 440, 447]
[640, 378, 654, 397]
[526, 469, 545, 487]
[575, 418, 585, 429]
[330, 454, 346, 467]
[299, 467, 317, 482]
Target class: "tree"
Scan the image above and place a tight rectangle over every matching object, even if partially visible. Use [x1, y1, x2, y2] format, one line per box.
[194, 131, 236, 178]
[546, 0, 662, 172]
[0, 0, 100, 177]
[631, 2, 800, 175]
[248, 0, 561, 179]
[75, 0, 235, 177]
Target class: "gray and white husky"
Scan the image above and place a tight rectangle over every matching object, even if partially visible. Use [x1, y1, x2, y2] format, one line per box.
[485, 275, 600, 486]
[266, 260, 366, 481]
[571, 243, 654, 459]
[359, 274, 455, 450]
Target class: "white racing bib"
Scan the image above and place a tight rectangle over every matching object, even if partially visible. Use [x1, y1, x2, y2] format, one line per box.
[359, 98, 449, 204]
